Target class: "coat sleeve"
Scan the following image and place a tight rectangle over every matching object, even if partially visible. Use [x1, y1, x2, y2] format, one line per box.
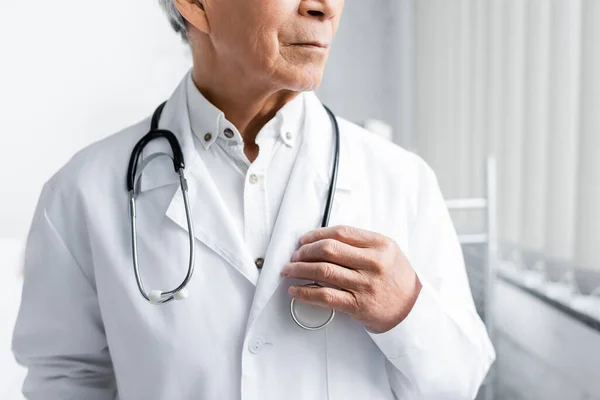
[12, 185, 117, 400]
[368, 158, 496, 399]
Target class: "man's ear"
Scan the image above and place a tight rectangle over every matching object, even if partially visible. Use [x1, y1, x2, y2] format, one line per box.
[173, 0, 210, 34]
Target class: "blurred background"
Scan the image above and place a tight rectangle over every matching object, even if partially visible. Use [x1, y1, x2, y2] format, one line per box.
[2, 0, 600, 399]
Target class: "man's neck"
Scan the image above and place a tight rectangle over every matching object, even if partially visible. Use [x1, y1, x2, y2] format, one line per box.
[191, 65, 299, 162]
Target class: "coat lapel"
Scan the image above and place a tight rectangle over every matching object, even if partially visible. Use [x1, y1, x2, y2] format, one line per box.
[245, 92, 357, 332]
[137, 76, 259, 287]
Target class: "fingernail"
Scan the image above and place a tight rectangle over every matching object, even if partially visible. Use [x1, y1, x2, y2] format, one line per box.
[288, 286, 298, 296]
[291, 250, 299, 262]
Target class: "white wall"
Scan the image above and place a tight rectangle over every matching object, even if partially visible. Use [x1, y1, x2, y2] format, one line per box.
[0, 0, 192, 240]
[318, 1, 408, 143]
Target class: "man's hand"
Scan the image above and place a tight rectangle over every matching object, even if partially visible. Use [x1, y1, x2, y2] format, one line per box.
[281, 225, 422, 334]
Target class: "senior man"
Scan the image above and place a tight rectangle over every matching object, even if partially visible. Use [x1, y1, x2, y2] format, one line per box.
[13, 0, 495, 399]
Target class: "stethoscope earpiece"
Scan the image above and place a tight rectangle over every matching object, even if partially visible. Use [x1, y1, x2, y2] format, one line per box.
[148, 288, 189, 304]
[174, 288, 189, 300]
[149, 290, 164, 305]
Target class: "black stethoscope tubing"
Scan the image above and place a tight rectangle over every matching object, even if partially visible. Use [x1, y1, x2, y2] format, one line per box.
[127, 100, 340, 330]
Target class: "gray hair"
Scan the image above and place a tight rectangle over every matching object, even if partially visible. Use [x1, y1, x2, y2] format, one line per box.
[158, 0, 189, 42]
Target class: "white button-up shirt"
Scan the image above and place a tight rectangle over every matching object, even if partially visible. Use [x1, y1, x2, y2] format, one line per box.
[186, 75, 304, 267]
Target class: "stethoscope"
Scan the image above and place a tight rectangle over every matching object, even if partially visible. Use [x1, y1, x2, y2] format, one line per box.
[127, 100, 340, 331]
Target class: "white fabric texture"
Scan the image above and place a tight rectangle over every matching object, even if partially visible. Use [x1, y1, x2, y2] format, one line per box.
[185, 74, 304, 265]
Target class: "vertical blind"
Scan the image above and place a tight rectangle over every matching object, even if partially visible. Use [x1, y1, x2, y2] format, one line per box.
[407, 0, 600, 273]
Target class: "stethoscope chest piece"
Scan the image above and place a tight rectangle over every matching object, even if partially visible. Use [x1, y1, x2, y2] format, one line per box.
[290, 283, 336, 331]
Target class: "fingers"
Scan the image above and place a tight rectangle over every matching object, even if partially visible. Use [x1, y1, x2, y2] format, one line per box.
[288, 285, 357, 315]
[291, 238, 384, 272]
[300, 225, 388, 249]
[282, 262, 367, 290]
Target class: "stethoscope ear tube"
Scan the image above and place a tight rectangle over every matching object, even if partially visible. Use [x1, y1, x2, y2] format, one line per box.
[126, 102, 186, 192]
[320, 105, 340, 228]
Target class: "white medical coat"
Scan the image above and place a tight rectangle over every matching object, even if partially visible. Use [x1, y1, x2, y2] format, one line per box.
[13, 74, 495, 400]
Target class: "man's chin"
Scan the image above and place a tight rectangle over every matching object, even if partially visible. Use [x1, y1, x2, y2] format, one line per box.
[284, 68, 325, 92]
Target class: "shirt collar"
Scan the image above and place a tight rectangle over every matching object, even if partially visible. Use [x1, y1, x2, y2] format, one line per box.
[186, 72, 304, 150]
[273, 92, 304, 148]
[186, 73, 239, 150]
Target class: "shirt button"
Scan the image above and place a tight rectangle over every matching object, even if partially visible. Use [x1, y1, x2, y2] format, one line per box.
[224, 128, 234, 139]
[248, 337, 264, 354]
[285, 132, 293, 140]
[204, 133, 212, 142]
[249, 174, 259, 184]
[255, 258, 264, 270]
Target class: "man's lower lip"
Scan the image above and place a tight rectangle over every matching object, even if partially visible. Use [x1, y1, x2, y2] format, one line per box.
[292, 44, 328, 50]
